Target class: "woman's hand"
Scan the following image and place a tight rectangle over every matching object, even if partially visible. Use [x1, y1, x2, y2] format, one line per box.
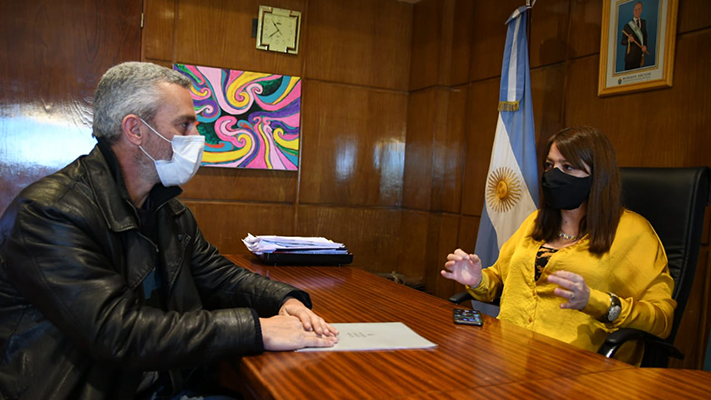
[441, 249, 483, 287]
[547, 271, 590, 310]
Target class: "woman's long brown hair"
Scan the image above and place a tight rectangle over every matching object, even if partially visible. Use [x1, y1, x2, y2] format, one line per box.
[530, 127, 623, 254]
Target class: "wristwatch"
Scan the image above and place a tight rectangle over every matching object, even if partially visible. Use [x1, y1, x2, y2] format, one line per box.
[605, 292, 622, 323]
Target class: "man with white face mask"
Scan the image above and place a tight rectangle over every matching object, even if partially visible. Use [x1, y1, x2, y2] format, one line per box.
[136, 116, 204, 187]
[0, 62, 338, 400]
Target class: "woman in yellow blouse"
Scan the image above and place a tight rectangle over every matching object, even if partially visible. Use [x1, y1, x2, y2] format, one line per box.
[441, 126, 675, 364]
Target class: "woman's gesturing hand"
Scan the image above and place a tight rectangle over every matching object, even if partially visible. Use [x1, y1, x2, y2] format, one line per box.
[441, 249, 483, 287]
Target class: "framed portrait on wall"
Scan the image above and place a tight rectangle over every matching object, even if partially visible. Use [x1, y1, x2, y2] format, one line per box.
[598, 0, 678, 97]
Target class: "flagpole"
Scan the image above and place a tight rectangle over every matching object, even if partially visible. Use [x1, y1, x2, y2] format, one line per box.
[526, 1, 532, 62]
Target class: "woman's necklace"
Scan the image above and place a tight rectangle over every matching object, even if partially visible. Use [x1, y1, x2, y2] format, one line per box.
[558, 231, 578, 241]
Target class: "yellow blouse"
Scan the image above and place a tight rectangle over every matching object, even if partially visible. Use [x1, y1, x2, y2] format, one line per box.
[467, 210, 676, 363]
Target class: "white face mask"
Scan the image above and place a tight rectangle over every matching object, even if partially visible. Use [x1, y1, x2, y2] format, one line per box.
[138, 117, 205, 187]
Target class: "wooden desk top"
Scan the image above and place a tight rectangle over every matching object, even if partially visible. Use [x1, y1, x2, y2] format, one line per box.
[406, 368, 711, 399]
[223, 255, 639, 400]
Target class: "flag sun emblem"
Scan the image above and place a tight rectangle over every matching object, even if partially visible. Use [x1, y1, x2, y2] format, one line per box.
[486, 167, 522, 213]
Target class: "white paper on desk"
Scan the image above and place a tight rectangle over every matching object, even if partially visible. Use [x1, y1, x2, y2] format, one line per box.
[242, 233, 345, 254]
[297, 322, 437, 352]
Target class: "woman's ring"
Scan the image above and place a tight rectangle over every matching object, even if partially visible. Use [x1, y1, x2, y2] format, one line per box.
[571, 293, 576, 301]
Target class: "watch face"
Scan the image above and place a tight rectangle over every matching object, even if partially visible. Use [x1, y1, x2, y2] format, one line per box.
[608, 305, 621, 322]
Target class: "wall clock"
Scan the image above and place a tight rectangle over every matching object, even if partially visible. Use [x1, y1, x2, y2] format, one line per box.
[256, 6, 301, 54]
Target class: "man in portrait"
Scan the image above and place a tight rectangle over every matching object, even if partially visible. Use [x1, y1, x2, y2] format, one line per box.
[620, 1, 648, 70]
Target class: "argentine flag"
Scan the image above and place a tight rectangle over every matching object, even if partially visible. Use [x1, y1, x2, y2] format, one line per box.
[474, 6, 539, 269]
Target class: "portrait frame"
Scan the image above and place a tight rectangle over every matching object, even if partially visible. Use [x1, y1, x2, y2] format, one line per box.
[598, 0, 678, 97]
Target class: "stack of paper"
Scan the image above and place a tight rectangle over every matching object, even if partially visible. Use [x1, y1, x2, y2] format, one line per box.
[242, 234, 348, 255]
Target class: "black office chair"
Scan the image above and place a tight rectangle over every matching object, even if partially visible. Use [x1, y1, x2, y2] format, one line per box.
[450, 166, 711, 367]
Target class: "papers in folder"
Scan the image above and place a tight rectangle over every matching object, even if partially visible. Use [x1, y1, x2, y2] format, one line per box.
[242, 234, 348, 255]
[297, 322, 437, 352]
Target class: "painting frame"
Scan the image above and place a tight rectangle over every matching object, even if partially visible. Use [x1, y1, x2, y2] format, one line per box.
[598, 0, 678, 97]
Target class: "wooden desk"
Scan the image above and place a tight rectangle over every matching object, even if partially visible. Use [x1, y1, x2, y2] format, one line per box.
[222, 255, 639, 399]
[408, 368, 711, 399]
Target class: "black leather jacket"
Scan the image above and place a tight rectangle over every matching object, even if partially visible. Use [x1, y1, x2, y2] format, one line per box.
[0, 142, 310, 399]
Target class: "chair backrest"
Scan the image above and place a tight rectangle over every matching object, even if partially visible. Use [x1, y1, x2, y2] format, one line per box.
[619, 166, 711, 343]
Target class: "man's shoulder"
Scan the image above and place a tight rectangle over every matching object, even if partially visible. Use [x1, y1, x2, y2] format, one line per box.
[19, 158, 89, 205]
[8, 150, 105, 221]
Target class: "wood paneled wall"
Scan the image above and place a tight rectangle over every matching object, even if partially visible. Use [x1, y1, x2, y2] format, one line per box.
[0, 0, 141, 214]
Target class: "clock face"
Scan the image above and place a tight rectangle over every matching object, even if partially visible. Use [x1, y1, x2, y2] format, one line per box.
[257, 6, 301, 54]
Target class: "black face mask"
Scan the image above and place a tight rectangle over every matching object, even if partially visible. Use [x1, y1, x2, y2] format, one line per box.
[541, 168, 592, 210]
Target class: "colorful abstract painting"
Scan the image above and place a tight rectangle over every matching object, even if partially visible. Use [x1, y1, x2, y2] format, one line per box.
[173, 64, 300, 170]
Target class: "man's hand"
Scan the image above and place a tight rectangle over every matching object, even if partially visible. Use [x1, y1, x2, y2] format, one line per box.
[260, 315, 338, 351]
[441, 249, 483, 287]
[279, 297, 339, 337]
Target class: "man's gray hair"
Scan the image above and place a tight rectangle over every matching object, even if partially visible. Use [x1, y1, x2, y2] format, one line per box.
[92, 62, 191, 142]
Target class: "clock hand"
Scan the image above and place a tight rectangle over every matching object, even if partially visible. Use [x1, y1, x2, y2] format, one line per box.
[271, 20, 281, 33]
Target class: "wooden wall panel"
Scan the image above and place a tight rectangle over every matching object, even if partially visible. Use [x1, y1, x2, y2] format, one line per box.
[182, 168, 297, 203]
[564, 30, 711, 168]
[296, 206, 401, 274]
[409, 0, 444, 91]
[176, 0, 304, 76]
[469, 0, 521, 81]
[530, 63, 566, 158]
[568, 0, 602, 59]
[143, 0, 175, 61]
[431, 85, 467, 214]
[398, 210, 431, 280]
[304, 0, 412, 90]
[461, 78, 499, 216]
[457, 215, 479, 253]
[397, 210, 461, 297]
[409, 0, 479, 89]
[670, 247, 710, 368]
[450, 0, 475, 86]
[403, 89, 438, 211]
[0, 0, 141, 216]
[185, 201, 294, 255]
[529, 0, 570, 68]
[144, 59, 175, 69]
[410, 0, 474, 90]
[678, 0, 711, 33]
[425, 213, 460, 299]
[299, 80, 407, 207]
[402, 85, 465, 213]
